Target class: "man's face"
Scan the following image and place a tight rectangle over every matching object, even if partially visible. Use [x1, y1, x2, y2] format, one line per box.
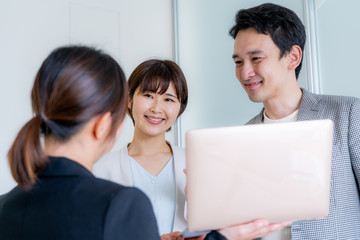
[232, 28, 293, 104]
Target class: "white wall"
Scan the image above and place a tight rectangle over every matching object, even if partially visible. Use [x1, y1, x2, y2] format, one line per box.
[316, 0, 360, 97]
[0, 0, 174, 194]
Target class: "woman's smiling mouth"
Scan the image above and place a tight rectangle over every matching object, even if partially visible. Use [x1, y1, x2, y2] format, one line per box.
[145, 115, 165, 124]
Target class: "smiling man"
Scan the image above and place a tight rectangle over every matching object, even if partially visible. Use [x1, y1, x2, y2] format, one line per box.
[229, 3, 360, 240]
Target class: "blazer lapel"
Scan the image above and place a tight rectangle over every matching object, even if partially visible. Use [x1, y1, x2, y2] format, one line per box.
[297, 88, 323, 121]
[247, 88, 323, 124]
[246, 108, 265, 124]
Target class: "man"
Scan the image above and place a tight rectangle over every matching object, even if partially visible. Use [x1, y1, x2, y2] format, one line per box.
[229, 3, 360, 240]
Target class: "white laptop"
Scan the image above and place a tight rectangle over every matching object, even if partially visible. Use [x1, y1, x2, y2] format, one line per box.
[185, 119, 333, 232]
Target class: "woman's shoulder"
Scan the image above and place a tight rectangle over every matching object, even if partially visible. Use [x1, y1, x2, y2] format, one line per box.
[169, 144, 186, 173]
[94, 146, 127, 168]
[92, 144, 130, 182]
[171, 145, 185, 153]
[84, 176, 144, 204]
[170, 144, 185, 159]
[96, 179, 145, 201]
[88, 178, 158, 235]
[103, 184, 160, 239]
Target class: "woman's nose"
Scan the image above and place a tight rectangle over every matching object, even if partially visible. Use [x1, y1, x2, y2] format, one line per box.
[150, 98, 162, 113]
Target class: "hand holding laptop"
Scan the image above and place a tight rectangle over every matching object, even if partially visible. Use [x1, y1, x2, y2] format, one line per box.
[178, 218, 292, 239]
[217, 219, 292, 240]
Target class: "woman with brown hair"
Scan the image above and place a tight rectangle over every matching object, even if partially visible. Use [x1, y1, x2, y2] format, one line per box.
[94, 59, 188, 239]
[0, 46, 159, 239]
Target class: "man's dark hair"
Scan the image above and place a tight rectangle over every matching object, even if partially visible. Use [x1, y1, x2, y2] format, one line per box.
[229, 3, 306, 78]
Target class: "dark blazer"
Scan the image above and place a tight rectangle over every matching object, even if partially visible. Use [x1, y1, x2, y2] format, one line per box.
[0, 157, 160, 240]
[247, 88, 360, 239]
[0, 157, 226, 240]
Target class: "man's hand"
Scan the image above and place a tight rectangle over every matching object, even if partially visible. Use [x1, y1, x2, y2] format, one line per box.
[218, 219, 292, 240]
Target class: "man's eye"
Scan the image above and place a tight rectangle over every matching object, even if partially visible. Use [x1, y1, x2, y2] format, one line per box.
[234, 60, 242, 65]
[252, 57, 261, 62]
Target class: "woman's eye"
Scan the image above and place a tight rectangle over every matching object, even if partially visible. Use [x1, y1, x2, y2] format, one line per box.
[165, 98, 174, 102]
[144, 93, 153, 98]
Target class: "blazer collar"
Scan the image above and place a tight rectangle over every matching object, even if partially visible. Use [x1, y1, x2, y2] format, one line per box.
[39, 156, 94, 177]
[297, 88, 323, 121]
[248, 88, 323, 123]
[247, 109, 264, 124]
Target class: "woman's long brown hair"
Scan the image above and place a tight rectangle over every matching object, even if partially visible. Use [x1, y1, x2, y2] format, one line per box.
[8, 46, 128, 190]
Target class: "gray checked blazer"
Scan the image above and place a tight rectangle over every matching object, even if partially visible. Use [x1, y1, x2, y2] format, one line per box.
[247, 88, 360, 240]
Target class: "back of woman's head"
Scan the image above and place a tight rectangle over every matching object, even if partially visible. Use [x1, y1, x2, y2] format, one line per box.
[8, 45, 128, 190]
[127, 59, 188, 123]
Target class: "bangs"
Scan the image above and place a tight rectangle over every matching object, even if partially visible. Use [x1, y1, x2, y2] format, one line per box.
[139, 77, 179, 100]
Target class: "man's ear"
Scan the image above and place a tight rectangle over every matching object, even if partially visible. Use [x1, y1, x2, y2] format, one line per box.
[288, 45, 302, 70]
[93, 112, 112, 140]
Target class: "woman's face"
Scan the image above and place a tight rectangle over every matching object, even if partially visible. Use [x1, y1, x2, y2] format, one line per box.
[129, 82, 181, 137]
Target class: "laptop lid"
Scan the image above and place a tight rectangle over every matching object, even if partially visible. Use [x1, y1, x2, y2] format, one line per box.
[185, 119, 333, 231]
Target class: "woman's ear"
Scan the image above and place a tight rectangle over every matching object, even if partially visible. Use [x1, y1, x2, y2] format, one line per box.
[288, 45, 302, 70]
[128, 97, 132, 110]
[93, 112, 112, 140]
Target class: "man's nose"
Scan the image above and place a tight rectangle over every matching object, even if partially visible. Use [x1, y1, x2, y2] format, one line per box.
[240, 62, 256, 81]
